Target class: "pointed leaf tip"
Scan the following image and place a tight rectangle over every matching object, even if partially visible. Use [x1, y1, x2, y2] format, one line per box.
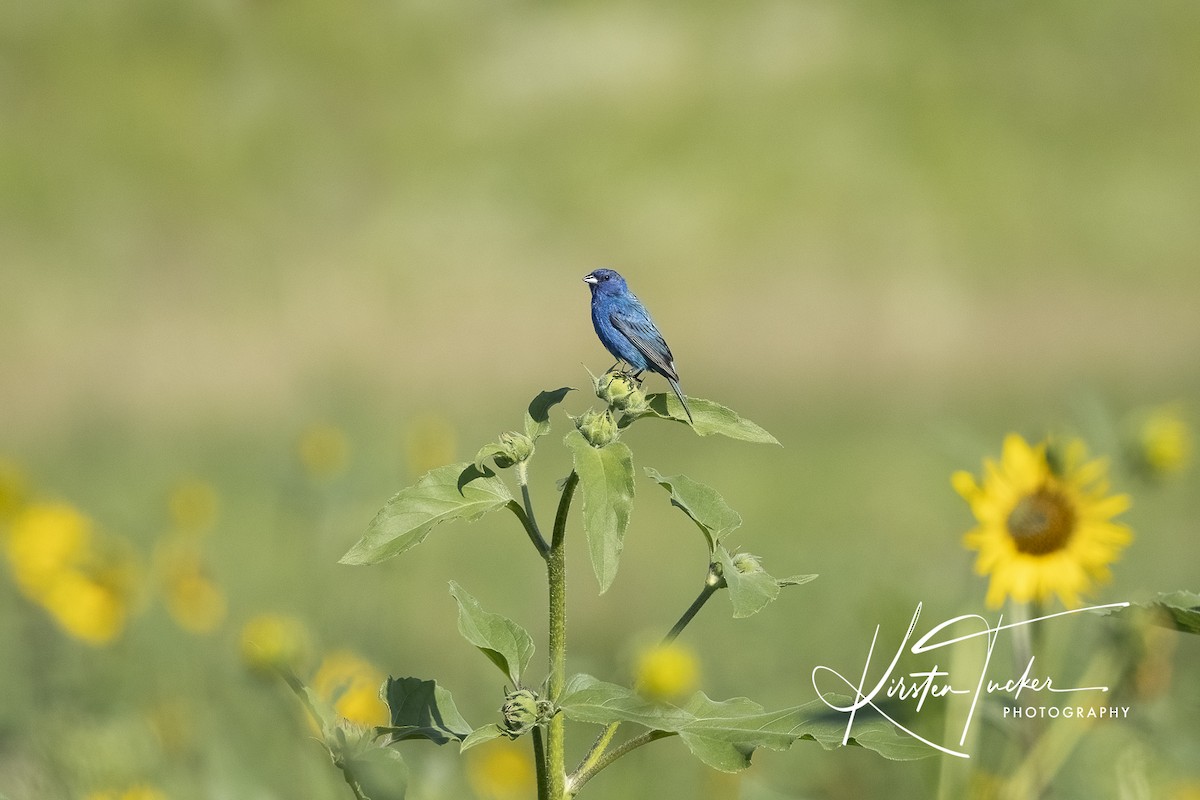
[341, 463, 512, 565]
[526, 387, 574, 440]
[644, 467, 741, 554]
[634, 394, 780, 445]
[448, 581, 535, 685]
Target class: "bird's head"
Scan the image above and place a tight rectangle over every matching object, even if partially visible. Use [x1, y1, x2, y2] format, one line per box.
[582, 268, 627, 295]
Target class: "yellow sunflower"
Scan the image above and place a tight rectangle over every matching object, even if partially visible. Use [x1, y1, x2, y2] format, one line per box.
[953, 433, 1132, 609]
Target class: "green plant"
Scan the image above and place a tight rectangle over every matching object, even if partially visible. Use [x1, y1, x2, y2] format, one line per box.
[286, 371, 925, 799]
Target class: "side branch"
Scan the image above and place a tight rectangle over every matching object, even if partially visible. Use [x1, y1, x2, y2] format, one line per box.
[507, 500, 549, 559]
[567, 730, 676, 796]
[571, 562, 721, 783]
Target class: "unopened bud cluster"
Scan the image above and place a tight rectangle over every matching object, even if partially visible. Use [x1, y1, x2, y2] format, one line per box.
[595, 372, 647, 414]
[574, 408, 618, 448]
[494, 431, 534, 468]
[731, 552, 764, 574]
[501, 688, 554, 737]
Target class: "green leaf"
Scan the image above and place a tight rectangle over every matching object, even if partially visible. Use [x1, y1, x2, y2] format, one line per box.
[341, 463, 513, 565]
[676, 693, 807, 771]
[564, 430, 635, 593]
[778, 574, 819, 588]
[644, 467, 742, 554]
[341, 745, 409, 800]
[628, 394, 780, 445]
[717, 547, 781, 619]
[448, 582, 535, 685]
[558, 674, 694, 730]
[1102, 591, 1200, 634]
[558, 676, 931, 771]
[460, 724, 508, 752]
[380, 677, 473, 745]
[473, 443, 510, 472]
[279, 667, 338, 737]
[282, 671, 410, 799]
[525, 387, 574, 441]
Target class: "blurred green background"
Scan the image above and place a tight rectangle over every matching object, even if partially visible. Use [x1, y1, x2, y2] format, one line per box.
[2, 0, 1199, 798]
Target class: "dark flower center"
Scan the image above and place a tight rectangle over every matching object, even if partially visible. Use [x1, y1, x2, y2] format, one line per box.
[1006, 488, 1075, 555]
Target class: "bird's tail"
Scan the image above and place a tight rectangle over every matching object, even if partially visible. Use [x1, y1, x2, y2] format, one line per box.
[667, 377, 694, 424]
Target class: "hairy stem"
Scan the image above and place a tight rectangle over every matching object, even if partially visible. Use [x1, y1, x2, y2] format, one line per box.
[547, 470, 579, 799]
[567, 730, 676, 796]
[533, 727, 550, 800]
[570, 563, 722, 787]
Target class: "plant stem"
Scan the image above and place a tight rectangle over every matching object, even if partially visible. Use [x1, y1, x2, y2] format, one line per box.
[566, 731, 676, 796]
[337, 763, 370, 800]
[570, 563, 722, 787]
[547, 470, 578, 799]
[533, 727, 550, 800]
[663, 565, 723, 644]
[518, 461, 550, 555]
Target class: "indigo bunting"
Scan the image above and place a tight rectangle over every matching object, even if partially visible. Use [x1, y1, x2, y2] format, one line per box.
[583, 269, 693, 423]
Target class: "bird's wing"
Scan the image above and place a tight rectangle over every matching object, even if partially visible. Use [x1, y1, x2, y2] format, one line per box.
[610, 312, 678, 381]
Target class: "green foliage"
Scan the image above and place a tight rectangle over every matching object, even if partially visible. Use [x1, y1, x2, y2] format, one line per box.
[559, 675, 930, 771]
[340, 463, 512, 565]
[644, 467, 742, 555]
[460, 724, 508, 752]
[621, 393, 781, 445]
[279, 669, 410, 800]
[564, 429, 635, 594]
[319, 379, 919, 799]
[526, 387, 575, 441]
[448, 581, 535, 686]
[716, 547, 817, 619]
[379, 677, 472, 745]
[334, 740, 410, 800]
[1103, 591, 1200, 634]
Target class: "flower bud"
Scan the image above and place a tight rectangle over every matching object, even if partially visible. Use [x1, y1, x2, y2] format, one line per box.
[495, 431, 535, 469]
[501, 689, 540, 737]
[731, 552, 764, 574]
[596, 373, 646, 413]
[574, 408, 618, 448]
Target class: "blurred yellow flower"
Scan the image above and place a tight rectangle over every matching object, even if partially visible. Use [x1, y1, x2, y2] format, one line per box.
[954, 434, 1133, 609]
[41, 570, 127, 644]
[4, 503, 140, 645]
[465, 740, 536, 800]
[636, 641, 700, 701]
[298, 424, 350, 480]
[5, 502, 91, 597]
[240, 612, 311, 675]
[156, 540, 226, 635]
[0, 458, 28, 520]
[85, 786, 167, 800]
[1130, 405, 1191, 477]
[311, 650, 389, 727]
[406, 415, 457, 476]
[167, 478, 218, 535]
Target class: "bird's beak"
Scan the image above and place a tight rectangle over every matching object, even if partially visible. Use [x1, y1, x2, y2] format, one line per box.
[583, 274, 598, 285]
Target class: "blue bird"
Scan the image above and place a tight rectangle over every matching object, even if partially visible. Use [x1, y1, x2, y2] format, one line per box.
[583, 268, 693, 423]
